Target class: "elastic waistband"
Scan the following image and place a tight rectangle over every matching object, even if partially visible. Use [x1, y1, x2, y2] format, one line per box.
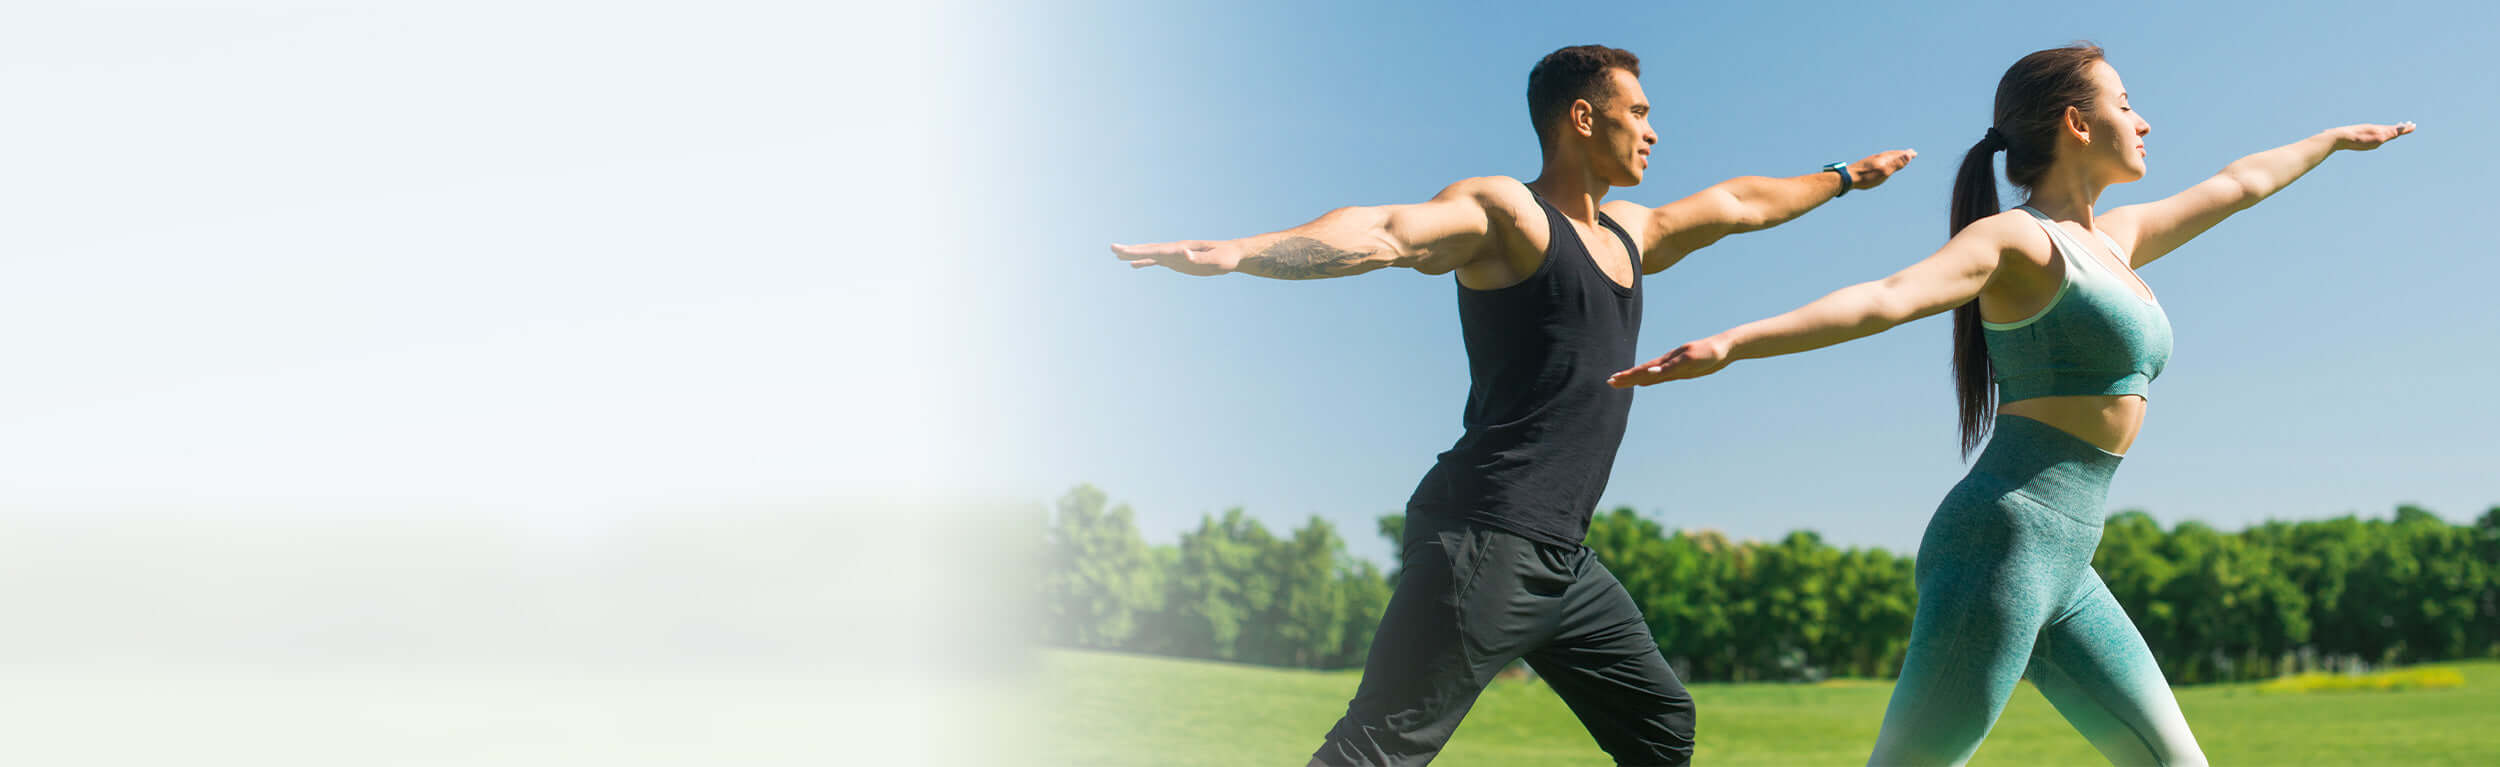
[1403, 509, 1587, 553]
[1970, 414, 2122, 512]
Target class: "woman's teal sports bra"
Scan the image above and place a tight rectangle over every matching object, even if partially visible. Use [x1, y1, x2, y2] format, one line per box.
[1983, 207, 2174, 403]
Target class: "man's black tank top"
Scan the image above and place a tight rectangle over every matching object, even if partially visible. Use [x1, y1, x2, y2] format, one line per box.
[1406, 184, 1643, 548]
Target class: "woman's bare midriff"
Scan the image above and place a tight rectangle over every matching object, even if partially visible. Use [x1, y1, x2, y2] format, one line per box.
[1998, 394, 2148, 455]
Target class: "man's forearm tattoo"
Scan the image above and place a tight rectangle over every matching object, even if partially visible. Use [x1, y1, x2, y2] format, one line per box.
[1236, 236, 1373, 279]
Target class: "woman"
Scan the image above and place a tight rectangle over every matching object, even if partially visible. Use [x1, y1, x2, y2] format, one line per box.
[1604, 44, 2410, 766]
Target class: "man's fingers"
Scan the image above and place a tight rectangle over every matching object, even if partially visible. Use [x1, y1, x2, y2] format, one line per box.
[1112, 241, 1188, 260]
[1852, 150, 1917, 188]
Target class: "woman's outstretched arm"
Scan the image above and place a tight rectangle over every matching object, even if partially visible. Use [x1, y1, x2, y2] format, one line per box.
[1608, 212, 2034, 387]
[2105, 122, 2414, 268]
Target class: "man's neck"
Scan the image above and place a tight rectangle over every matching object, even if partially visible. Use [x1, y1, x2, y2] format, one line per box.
[1527, 161, 1613, 225]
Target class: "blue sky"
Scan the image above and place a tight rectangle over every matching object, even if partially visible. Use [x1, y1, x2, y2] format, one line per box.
[962, 0, 2500, 564]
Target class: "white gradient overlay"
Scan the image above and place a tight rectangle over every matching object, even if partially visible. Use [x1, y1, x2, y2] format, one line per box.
[1, 1, 1026, 764]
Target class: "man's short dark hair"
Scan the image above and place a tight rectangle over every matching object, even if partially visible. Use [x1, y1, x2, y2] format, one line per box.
[1527, 45, 1641, 156]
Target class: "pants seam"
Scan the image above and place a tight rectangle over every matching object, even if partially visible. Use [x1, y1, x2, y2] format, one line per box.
[1449, 529, 1497, 672]
[2003, 486, 2106, 528]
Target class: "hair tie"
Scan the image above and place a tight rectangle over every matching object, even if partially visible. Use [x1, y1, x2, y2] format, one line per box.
[1983, 126, 2008, 150]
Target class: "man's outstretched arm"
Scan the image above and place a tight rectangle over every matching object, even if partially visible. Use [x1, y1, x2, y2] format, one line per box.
[1604, 149, 1916, 274]
[1111, 177, 1511, 279]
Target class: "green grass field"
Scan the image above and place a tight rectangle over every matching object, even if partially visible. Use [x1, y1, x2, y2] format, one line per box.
[1032, 649, 2500, 766]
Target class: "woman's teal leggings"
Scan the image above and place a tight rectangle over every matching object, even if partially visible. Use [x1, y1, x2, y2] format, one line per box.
[1867, 415, 2206, 766]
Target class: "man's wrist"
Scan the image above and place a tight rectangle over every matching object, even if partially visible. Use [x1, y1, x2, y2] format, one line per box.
[1823, 162, 1853, 197]
[1209, 239, 1250, 273]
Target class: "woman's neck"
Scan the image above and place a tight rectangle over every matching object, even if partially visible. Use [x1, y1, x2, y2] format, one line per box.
[2020, 164, 2108, 227]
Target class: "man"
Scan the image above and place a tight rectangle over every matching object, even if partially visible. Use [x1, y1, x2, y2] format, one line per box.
[1112, 45, 1915, 766]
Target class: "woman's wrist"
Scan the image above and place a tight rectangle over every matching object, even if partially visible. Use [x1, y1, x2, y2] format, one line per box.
[1712, 329, 1751, 362]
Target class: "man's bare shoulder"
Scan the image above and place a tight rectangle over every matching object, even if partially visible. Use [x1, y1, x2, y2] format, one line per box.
[1440, 176, 1533, 217]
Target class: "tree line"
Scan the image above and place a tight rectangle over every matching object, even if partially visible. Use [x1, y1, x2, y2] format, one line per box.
[1041, 484, 2500, 684]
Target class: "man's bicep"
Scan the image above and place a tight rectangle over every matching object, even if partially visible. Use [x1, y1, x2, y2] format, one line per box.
[1638, 188, 1748, 271]
[1383, 178, 1511, 272]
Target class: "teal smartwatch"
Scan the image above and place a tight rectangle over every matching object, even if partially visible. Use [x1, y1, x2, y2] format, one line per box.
[1824, 161, 1854, 197]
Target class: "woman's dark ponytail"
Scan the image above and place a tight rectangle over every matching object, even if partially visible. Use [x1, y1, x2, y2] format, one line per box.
[1951, 43, 2106, 459]
[1949, 130, 2007, 459]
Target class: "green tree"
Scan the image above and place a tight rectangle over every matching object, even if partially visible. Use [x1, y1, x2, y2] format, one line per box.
[1051, 485, 2500, 681]
[1153, 508, 1277, 661]
[1672, 530, 1744, 681]
[1334, 558, 1392, 668]
[1041, 484, 1163, 650]
[1744, 531, 1838, 680]
[1243, 516, 1353, 667]
[2393, 507, 2483, 662]
[2477, 507, 2500, 657]
[2282, 514, 2369, 665]
[1826, 546, 1916, 677]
